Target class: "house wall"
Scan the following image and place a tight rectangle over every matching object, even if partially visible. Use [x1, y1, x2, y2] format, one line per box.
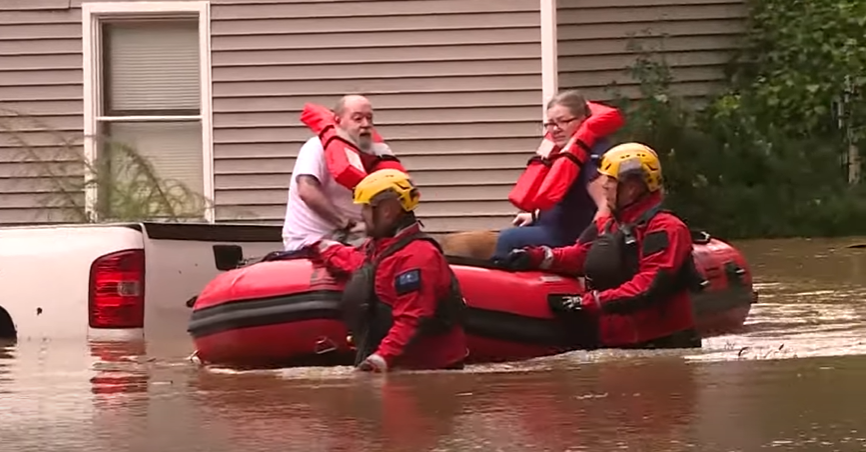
[207, 0, 543, 232]
[0, 0, 86, 224]
[556, 0, 746, 102]
[0, 0, 543, 233]
[0, 0, 748, 232]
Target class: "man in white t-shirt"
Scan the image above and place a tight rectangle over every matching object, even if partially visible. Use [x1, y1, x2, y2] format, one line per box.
[281, 95, 379, 251]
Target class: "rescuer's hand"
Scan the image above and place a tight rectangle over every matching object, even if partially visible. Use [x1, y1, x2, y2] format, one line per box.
[356, 353, 388, 373]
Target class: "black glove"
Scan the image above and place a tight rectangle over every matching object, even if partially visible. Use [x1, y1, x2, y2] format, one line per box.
[548, 294, 584, 315]
[495, 248, 534, 271]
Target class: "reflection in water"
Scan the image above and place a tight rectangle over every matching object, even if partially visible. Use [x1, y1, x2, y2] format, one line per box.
[0, 339, 13, 391]
[189, 357, 699, 451]
[693, 357, 866, 451]
[191, 370, 462, 451]
[90, 340, 150, 397]
[0, 238, 865, 451]
[0, 339, 97, 450]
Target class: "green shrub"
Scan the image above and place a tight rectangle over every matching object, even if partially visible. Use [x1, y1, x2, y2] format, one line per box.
[730, 0, 866, 141]
[607, 41, 866, 239]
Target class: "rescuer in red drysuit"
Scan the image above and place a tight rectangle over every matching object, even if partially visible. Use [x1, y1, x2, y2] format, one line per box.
[496, 143, 705, 349]
[310, 169, 468, 372]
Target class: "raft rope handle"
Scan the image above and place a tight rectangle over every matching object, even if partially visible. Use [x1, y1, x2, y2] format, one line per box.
[313, 336, 338, 355]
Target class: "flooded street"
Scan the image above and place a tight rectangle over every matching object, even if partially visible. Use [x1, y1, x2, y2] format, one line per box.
[2, 237, 866, 452]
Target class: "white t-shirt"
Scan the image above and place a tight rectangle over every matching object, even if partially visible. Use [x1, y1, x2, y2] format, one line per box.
[281, 136, 363, 251]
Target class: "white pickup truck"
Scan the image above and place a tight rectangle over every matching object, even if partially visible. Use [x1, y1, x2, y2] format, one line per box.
[0, 222, 282, 351]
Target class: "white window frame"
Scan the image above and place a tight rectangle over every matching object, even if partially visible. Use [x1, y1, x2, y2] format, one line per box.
[540, 0, 558, 122]
[81, 1, 215, 223]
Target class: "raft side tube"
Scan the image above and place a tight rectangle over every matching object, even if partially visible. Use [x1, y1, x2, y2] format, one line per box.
[188, 233, 755, 366]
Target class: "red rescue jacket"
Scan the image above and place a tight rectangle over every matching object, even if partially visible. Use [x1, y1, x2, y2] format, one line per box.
[317, 223, 468, 370]
[541, 192, 697, 346]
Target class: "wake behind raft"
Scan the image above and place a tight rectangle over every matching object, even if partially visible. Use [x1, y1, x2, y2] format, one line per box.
[187, 230, 757, 368]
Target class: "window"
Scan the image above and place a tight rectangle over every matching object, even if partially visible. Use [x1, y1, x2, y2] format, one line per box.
[82, 1, 213, 222]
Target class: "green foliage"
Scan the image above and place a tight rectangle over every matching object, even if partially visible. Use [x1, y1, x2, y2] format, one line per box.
[0, 107, 213, 223]
[730, 0, 866, 140]
[607, 25, 866, 239]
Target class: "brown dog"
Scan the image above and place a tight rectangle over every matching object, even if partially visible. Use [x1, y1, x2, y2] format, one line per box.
[437, 230, 500, 261]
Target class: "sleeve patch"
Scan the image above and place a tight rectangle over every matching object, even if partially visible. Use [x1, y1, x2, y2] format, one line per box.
[642, 230, 670, 257]
[394, 268, 422, 296]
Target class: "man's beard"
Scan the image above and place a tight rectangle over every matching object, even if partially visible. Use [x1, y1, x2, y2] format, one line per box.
[357, 133, 372, 152]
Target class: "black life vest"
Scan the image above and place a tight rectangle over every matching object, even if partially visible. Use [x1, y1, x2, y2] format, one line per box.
[340, 228, 466, 366]
[582, 203, 707, 298]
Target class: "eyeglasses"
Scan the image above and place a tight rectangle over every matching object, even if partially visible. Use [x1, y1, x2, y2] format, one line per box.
[543, 117, 580, 131]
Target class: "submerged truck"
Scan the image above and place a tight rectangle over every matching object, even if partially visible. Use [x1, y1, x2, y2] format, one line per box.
[0, 222, 283, 350]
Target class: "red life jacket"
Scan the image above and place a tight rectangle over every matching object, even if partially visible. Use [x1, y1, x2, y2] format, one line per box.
[508, 102, 625, 212]
[299, 103, 408, 190]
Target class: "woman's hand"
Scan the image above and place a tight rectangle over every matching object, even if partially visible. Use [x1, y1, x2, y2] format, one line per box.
[592, 206, 609, 221]
[512, 212, 535, 227]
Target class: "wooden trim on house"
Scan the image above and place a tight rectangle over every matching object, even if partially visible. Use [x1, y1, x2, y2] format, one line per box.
[540, 0, 558, 121]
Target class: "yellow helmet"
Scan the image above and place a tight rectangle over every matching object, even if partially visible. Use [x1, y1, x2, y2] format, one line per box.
[598, 142, 663, 192]
[352, 169, 420, 212]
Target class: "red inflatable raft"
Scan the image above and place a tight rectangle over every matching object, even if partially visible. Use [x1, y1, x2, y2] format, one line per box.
[188, 231, 756, 367]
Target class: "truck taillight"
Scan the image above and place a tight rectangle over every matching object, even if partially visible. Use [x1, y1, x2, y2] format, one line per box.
[88, 249, 145, 329]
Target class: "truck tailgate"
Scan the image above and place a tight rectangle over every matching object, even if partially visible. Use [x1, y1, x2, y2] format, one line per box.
[0, 225, 144, 340]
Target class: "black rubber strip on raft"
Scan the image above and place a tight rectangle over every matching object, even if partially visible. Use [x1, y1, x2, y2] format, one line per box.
[187, 289, 589, 348]
[187, 290, 344, 338]
[464, 306, 585, 347]
[187, 287, 753, 346]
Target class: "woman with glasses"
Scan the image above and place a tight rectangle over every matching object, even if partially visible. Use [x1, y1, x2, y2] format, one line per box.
[492, 90, 622, 260]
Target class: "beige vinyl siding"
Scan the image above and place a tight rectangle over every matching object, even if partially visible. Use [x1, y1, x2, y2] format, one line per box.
[210, 0, 543, 233]
[0, 0, 750, 231]
[556, 0, 746, 102]
[0, 4, 84, 225]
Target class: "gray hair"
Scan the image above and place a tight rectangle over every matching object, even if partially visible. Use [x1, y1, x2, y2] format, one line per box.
[334, 94, 370, 116]
[546, 89, 590, 118]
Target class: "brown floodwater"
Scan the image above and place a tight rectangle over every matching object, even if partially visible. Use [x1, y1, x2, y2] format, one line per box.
[2, 237, 866, 452]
